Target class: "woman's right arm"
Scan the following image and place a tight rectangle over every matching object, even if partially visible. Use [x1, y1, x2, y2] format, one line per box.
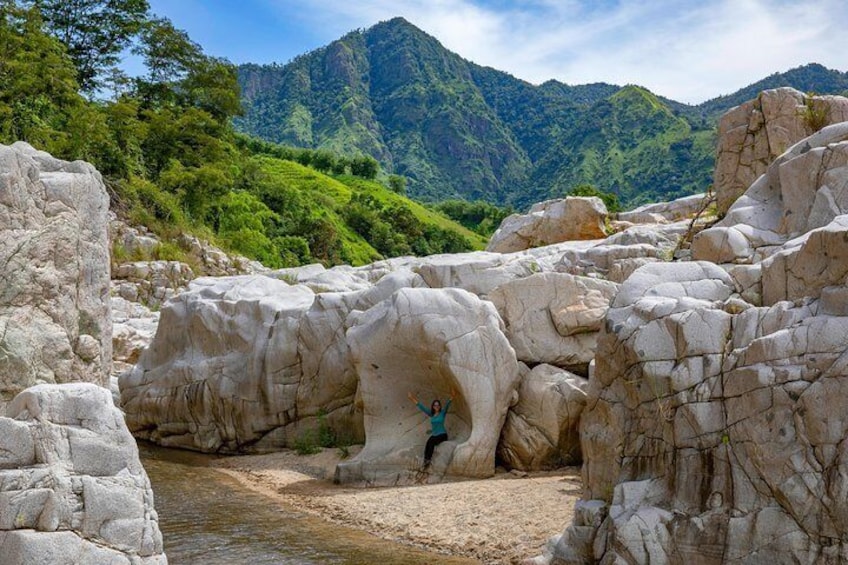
[409, 392, 429, 415]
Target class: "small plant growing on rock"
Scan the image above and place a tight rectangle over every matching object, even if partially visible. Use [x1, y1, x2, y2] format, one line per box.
[279, 273, 299, 285]
[802, 94, 831, 133]
[111, 242, 129, 267]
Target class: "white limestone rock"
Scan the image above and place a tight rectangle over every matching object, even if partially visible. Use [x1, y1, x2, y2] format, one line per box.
[713, 87, 848, 214]
[547, 252, 848, 563]
[0, 383, 166, 565]
[497, 364, 588, 470]
[112, 260, 194, 309]
[487, 197, 608, 253]
[119, 271, 429, 453]
[760, 214, 848, 305]
[111, 297, 159, 377]
[413, 250, 546, 297]
[0, 143, 111, 408]
[119, 275, 319, 452]
[489, 273, 619, 371]
[694, 121, 848, 264]
[336, 287, 520, 486]
[617, 193, 708, 224]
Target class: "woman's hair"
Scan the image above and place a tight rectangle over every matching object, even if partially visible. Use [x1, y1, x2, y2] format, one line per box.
[430, 399, 442, 415]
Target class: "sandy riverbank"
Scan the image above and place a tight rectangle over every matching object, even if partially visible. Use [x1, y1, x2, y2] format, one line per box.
[212, 447, 581, 564]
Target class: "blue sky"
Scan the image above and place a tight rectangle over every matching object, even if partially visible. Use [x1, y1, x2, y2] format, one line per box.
[145, 0, 848, 104]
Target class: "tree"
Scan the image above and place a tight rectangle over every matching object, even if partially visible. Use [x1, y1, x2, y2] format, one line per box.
[134, 16, 200, 84]
[350, 155, 379, 179]
[388, 174, 406, 195]
[32, 0, 150, 92]
[311, 150, 336, 173]
[568, 183, 621, 213]
[0, 4, 85, 151]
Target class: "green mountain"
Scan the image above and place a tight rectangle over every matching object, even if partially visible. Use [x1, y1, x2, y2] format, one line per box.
[237, 18, 848, 209]
[695, 63, 848, 120]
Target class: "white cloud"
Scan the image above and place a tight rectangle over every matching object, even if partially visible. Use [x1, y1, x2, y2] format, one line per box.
[266, 0, 848, 103]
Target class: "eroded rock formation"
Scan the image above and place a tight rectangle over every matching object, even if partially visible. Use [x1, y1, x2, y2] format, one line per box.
[714, 87, 848, 214]
[0, 383, 165, 564]
[119, 185, 707, 481]
[616, 193, 707, 225]
[336, 287, 520, 486]
[120, 275, 321, 451]
[489, 273, 619, 373]
[694, 121, 848, 266]
[0, 142, 111, 409]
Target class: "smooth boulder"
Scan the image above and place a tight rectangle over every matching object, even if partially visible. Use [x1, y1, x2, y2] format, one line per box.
[120, 275, 320, 452]
[497, 364, 588, 470]
[487, 197, 608, 253]
[120, 271, 428, 453]
[489, 273, 618, 372]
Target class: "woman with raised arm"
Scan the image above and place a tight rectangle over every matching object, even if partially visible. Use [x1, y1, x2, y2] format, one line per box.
[408, 387, 456, 468]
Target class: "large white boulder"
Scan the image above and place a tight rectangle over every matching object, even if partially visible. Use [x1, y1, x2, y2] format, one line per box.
[119, 275, 319, 452]
[413, 250, 544, 297]
[489, 273, 619, 372]
[497, 364, 588, 470]
[336, 287, 521, 486]
[0, 143, 111, 409]
[0, 383, 166, 564]
[617, 193, 708, 224]
[119, 271, 429, 452]
[487, 197, 608, 253]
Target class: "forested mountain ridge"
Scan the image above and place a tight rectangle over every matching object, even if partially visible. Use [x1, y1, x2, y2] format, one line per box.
[237, 17, 848, 209]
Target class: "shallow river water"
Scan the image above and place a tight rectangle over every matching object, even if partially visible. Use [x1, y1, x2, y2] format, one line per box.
[140, 444, 477, 564]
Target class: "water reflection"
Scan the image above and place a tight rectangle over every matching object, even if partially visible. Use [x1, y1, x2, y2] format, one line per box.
[140, 444, 477, 564]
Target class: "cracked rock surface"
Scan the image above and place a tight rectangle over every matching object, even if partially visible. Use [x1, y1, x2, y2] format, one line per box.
[0, 143, 111, 411]
[0, 383, 166, 565]
[546, 111, 848, 564]
[713, 87, 848, 215]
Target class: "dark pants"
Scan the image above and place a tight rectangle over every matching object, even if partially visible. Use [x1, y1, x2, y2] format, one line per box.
[424, 433, 448, 465]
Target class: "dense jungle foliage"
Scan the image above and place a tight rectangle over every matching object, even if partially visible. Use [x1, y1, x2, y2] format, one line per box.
[0, 2, 485, 268]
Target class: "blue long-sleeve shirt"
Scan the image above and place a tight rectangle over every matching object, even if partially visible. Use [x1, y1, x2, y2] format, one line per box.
[416, 399, 451, 436]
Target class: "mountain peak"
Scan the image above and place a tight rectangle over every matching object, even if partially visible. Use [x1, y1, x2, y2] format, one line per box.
[368, 16, 430, 38]
[374, 16, 416, 29]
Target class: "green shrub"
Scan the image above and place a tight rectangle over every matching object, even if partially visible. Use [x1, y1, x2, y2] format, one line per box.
[153, 241, 186, 262]
[568, 183, 621, 213]
[802, 95, 831, 133]
[317, 410, 336, 448]
[293, 431, 321, 456]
